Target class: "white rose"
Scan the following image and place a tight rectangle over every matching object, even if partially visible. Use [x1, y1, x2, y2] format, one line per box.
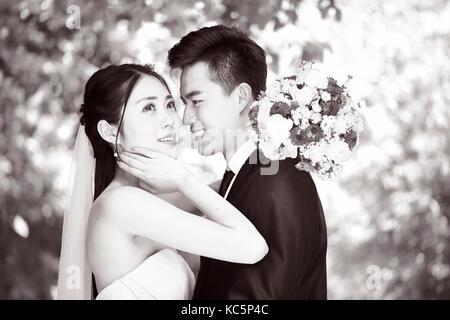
[259, 140, 279, 160]
[297, 106, 311, 120]
[320, 115, 336, 136]
[280, 79, 294, 94]
[311, 101, 321, 113]
[265, 114, 293, 147]
[327, 140, 352, 162]
[311, 112, 322, 124]
[279, 141, 298, 160]
[321, 91, 331, 101]
[257, 99, 273, 123]
[292, 86, 316, 106]
[299, 118, 310, 130]
[334, 117, 348, 135]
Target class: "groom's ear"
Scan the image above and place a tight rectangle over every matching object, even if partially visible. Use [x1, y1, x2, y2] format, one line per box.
[97, 120, 119, 144]
[235, 83, 253, 113]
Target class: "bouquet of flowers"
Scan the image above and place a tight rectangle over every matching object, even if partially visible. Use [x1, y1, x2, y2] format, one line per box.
[248, 61, 364, 179]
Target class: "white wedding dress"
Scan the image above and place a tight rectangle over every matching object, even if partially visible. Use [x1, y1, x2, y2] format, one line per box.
[96, 249, 195, 300]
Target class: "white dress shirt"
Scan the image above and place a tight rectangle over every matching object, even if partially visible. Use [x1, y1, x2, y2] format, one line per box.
[224, 139, 257, 199]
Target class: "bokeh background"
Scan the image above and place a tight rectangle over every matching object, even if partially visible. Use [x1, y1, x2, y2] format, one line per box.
[1, 0, 449, 299]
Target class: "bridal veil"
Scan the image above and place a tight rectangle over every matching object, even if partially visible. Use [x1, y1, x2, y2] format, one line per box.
[57, 125, 94, 300]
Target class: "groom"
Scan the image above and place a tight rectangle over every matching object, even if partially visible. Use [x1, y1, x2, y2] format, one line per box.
[167, 25, 327, 299]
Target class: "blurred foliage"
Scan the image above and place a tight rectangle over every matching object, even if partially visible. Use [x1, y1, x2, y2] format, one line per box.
[1, 0, 449, 299]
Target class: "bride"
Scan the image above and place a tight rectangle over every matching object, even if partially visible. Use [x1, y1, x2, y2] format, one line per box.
[57, 64, 268, 300]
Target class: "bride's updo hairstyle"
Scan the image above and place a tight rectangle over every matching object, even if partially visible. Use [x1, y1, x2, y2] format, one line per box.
[80, 64, 171, 200]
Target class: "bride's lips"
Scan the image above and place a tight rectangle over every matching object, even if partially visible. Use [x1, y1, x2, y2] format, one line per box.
[157, 133, 177, 144]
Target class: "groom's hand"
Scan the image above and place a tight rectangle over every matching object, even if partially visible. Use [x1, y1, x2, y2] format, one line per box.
[117, 147, 192, 194]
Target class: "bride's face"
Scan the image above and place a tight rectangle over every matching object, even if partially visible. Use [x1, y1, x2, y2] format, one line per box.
[119, 75, 181, 156]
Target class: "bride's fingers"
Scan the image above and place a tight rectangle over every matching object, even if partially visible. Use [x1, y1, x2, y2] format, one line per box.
[119, 155, 150, 172]
[130, 147, 167, 159]
[138, 180, 157, 194]
[120, 153, 150, 171]
[122, 151, 151, 163]
[117, 161, 146, 180]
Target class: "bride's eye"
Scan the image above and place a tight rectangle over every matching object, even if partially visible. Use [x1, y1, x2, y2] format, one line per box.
[143, 103, 155, 112]
[166, 101, 177, 110]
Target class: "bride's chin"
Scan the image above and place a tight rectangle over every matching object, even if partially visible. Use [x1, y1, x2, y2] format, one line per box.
[156, 141, 179, 158]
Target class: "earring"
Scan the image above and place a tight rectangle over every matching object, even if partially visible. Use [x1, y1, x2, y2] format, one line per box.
[114, 152, 118, 158]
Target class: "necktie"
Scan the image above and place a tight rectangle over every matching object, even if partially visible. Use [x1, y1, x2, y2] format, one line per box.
[218, 169, 236, 197]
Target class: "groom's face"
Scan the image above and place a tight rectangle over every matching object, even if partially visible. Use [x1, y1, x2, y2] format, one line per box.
[180, 61, 242, 156]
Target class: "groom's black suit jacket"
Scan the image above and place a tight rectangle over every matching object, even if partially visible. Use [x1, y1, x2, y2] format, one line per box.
[193, 149, 327, 299]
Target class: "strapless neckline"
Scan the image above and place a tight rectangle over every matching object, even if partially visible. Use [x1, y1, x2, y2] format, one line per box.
[96, 248, 195, 300]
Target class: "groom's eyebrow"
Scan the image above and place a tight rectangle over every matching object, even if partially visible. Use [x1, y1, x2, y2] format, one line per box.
[185, 91, 202, 100]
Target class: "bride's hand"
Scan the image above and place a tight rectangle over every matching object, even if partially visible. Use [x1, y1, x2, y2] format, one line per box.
[117, 147, 193, 194]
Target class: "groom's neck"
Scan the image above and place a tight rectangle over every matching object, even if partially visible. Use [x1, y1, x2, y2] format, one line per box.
[223, 130, 249, 163]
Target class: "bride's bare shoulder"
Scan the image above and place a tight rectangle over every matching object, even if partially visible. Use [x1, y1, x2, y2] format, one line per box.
[90, 186, 156, 220]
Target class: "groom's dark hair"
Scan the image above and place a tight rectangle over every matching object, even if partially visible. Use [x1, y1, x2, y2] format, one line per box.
[167, 25, 267, 100]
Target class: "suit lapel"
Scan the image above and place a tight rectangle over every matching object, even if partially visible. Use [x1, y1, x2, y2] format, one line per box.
[226, 149, 259, 202]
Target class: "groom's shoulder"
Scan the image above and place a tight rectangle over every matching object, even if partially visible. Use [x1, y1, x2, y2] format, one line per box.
[255, 155, 314, 183]
[250, 156, 318, 194]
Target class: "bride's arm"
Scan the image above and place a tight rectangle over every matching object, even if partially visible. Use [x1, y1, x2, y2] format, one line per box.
[97, 180, 268, 264]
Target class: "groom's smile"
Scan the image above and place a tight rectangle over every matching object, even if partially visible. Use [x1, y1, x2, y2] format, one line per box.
[190, 120, 205, 138]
